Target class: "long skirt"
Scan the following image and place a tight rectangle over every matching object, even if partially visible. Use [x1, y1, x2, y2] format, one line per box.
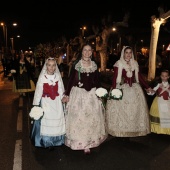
[65, 86, 108, 150]
[106, 83, 150, 137]
[30, 96, 66, 148]
[13, 72, 35, 93]
[150, 96, 170, 135]
[30, 120, 65, 148]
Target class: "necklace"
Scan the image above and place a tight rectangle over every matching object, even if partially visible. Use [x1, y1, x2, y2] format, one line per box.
[162, 82, 168, 88]
[82, 58, 90, 62]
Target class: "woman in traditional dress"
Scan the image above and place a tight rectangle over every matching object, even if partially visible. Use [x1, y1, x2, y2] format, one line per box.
[62, 43, 107, 154]
[106, 46, 152, 139]
[12, 52, 35, 96]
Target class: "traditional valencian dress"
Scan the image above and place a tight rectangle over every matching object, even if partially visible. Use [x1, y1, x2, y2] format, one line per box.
[106, 47, 150, 137]
[64, 60, 107, 150]
[149, 82, 170, 134]
[30, 70, 66, 148]
[12, 59, 35, 93]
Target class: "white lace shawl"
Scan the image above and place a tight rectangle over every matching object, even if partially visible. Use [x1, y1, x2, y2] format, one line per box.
[33, 57, 65, 106]
[114, 46, 139, 84]
[75, 59, 97, 73]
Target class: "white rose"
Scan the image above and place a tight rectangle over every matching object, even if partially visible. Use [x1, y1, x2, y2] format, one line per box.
[111, 89, 122, 98]
[95, 87, 108, 97]
[29, 106, 44, 120]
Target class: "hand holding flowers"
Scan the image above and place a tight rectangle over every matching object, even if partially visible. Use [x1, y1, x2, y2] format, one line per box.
[29, 106, 44, 120]
[95, 87, 108, 108]
[108, 88, 123, 100]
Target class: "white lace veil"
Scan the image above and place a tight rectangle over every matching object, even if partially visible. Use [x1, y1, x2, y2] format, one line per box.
[115, 46, 139, 84]
[37, 57, 65, 93]
[120, 46, 135, 65]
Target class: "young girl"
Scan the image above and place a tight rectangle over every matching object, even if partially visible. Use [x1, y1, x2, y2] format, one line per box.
[148, 69, 170, 134]
[30, 57, 66, 149]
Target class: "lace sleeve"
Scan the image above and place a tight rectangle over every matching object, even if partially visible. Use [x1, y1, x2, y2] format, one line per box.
[32, 78, 43, 106]
[58, 79, 65, 99]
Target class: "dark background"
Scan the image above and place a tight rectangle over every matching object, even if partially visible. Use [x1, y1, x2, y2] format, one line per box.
[0, 0, 170, 49]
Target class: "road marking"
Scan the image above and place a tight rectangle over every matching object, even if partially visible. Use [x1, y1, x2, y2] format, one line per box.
[13, 139, 22, 170]
[19, 97, 23, 108]
[17, 110, 22, 132]
[13, 97, 23, 170]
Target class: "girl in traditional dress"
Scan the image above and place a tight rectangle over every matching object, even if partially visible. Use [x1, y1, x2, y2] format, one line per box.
[62, 43, 107, 154]
[148, 69, 170, 134]
[106, 46, 152, 139]
[30, 57, 66, 149]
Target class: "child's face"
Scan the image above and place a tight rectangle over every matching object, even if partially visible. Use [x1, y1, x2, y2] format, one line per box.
[161, 72, 169, 82]
[46, 59, 56, 75]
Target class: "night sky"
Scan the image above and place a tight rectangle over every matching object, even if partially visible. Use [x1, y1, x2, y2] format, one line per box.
[0, 0, 170, 50]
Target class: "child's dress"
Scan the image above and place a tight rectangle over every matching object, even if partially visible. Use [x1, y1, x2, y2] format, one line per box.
[149, 82, 170, 134]
[30, 73, 66, 148]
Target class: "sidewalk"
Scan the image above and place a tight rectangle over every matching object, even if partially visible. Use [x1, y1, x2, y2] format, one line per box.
[0, 63, 12, 89]
[0, 63, 4, 84]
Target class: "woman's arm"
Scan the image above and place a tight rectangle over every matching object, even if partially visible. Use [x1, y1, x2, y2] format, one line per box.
[111, 66, 118, 89]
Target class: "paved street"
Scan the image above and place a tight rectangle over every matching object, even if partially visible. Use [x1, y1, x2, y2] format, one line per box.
[1, 63, 170, 170]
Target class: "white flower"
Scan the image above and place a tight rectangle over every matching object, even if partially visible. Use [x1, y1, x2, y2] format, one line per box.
[95, 87, 108, 98]
[29, 106, 44, 120]
[11, 69, 16, 73]
[111, 88, 123, 99]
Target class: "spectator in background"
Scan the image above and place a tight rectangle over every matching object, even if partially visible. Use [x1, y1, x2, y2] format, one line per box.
[57, 52, 65, 78]
[67, 54, 77, 78]
[11, 52, 35, 96]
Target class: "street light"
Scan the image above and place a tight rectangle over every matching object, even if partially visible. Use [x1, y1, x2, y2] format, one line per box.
[10, 35, 21, 55]
[80, 26, 86, 37]
[112, 27, 121, 53]
[0, 22, 18, 52]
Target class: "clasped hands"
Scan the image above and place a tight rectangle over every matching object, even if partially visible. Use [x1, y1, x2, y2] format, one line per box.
[145, 87, 155, 94]
[62, 95, 69, 103]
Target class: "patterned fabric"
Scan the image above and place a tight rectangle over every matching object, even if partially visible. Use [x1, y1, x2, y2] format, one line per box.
[65, 87, 107, 150]
[106, 83, 150, 137]
[13, 63, 35, 93]
[150, 83, 170, 134]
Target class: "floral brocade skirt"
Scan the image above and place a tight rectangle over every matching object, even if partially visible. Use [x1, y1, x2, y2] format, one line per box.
[65, 87, 108, 150]
[106, 83, 150, 137]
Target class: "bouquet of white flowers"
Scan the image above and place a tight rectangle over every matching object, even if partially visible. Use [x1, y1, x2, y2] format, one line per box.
[10, 69, 16, 74]
[109, 88, 123, 100]
[95, 87, 108, 108]
[95, 87, 108, 98]
[29, 106, 44, 120]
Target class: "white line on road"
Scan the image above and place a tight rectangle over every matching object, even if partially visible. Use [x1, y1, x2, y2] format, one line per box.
[13, 97, 23, 170]
[19, 97, 23, 108]
[17, 110, 23, 132]
[13, 140, 22, 170]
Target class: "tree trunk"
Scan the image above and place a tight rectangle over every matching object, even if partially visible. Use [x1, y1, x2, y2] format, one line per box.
[96, 27, 112, 71]
[148, 19, 161, 81]
[148, 10, 170, 81]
